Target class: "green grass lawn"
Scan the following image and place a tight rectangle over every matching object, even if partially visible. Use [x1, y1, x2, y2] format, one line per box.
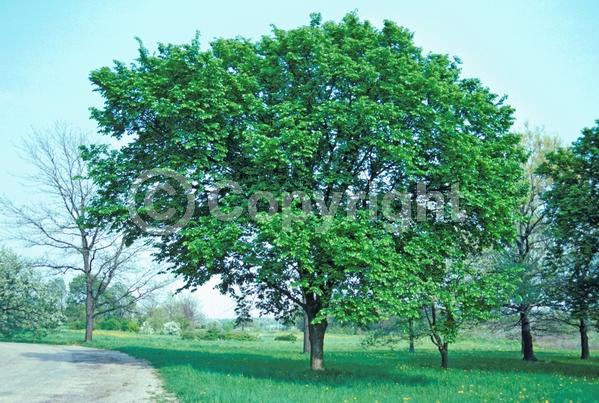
[4, 330, 598, 402]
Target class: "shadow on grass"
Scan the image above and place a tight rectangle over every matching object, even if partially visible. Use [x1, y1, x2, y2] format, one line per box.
[376, 349, 599, 378]
[4, 333, 597, 383]
[118, 344, 599, 385]
[115, 345, 599, 389]
[116, 346, 432, 387]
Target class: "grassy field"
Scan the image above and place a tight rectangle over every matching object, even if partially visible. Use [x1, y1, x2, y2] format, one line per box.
[4, 329, 598, 402]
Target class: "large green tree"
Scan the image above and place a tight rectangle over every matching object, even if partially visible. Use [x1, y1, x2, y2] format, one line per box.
[539, 122, 599, 360]
[85, 13, 524, 370]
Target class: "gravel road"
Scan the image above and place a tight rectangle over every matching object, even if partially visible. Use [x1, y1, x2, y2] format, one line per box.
[0, 342, 174, 402]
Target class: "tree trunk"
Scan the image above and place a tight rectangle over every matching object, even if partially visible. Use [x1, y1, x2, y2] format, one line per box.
[520, 310, 537, 361]
[579, 318, 590, 360]
[304, 293, 327, 370]
[429, 305, 448, 368]
[439, 343, 449, 369]
[408, 318, 415, 353]
[303, 310, 311, 354]
[308, 319, 327, 370]
[84, 283, 95, 343]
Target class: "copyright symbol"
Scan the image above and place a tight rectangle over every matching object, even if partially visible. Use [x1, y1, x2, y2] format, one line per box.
[128, 169, 195, 235]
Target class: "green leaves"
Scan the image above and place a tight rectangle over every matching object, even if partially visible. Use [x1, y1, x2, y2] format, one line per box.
[538, 121, 599, 320]
[86, 13, 525, 333]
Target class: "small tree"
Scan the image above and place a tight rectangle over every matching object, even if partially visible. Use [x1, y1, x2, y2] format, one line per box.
[234, 303, 253, 331]
[0, 248, 63, 337]
[162, 321, 182, 336]
[64, 274, 145, 328]
[393, 235, 520, 369]
[421, 257, 520, 368]
[539, 122, 599, 360]
[139, 321, 155, 335]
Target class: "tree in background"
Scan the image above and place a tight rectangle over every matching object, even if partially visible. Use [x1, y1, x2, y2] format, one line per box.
[539, 122, 599, 359]
[0, 125, 165, 342]
[64, 274, 142, 331]
[0, 247, 63, 337]
[362, 314, 428, 353]
[234, 304, 253, 332]
[406, 238, 520, 368]
[165, 293, 206, 330]
[85, 13, 523, 369]
[139, 292, 205, 333]
[501, 126, 560, 361]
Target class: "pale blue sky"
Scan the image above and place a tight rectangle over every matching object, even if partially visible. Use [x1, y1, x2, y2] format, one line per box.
[1, 1, 598, 317]
[2, 0, 599, 199]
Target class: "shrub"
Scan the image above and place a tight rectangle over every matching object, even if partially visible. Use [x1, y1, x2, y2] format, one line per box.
[203, 328, 223, 340]
[97, 318, 122, 331]
[222, 331, 258, 341]
[96, 318, 140, 332]
[67, 320, 85, 330]
[163, 321, 181, 336]
[274, 333, 298, 342]
[126, 320, 140, 333]
[179, 328, 258, 341]
[181, 329, 203, 340]
[139, 321, 155, 335]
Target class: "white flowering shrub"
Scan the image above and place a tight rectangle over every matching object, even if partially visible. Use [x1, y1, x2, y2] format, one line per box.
[0, 248, 64, 337]
[163, 321, 181, 336]
[139, 321, 155, 335]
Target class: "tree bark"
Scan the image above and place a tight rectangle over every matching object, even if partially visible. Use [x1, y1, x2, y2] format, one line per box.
[303, 310, 311, 354]
[308, 318, 327, 370]
[520, 309, 537, 361]
[303, 292, 327, 370]
[428, 305, 448, 368]
[82, 245, 95, 343]
[579, 318, 590, 360]
[439, 343, 449, 369]
[84, 287, 95, 342]
[408, 318, 415, 353]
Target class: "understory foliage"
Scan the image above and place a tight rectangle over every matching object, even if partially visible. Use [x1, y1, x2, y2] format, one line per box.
[64, 274, 137, 328]
[84, 13, 525, 369]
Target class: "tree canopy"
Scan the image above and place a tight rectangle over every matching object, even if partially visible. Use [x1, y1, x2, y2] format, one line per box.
[85, 13, 525, 369]
[538, 121, 599, 358]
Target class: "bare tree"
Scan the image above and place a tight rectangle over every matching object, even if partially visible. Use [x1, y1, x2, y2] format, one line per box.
[0, 124, 166, 342]
[165, 293, 205, 328]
